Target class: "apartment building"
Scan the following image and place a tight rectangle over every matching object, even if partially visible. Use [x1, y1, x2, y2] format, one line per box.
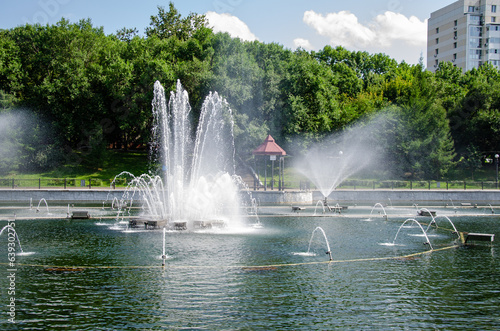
[427, 0, 500, 72]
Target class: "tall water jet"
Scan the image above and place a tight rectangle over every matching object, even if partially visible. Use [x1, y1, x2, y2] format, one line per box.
[118, 80, 243, 229]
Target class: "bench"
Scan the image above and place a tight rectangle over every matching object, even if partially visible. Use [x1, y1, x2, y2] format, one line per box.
[173, 221, 187, 230]
[71, 211, 90, 219]
[417, 209, 436, 217]
[144, 221, 158, 229]
[465, 233, 495, 243]
[292, 206, 305, 213]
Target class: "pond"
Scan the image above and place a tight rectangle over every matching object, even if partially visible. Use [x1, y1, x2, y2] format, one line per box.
[0, 204, 499, 330]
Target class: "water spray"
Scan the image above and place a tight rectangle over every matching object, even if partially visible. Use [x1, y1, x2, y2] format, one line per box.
[162, 227, 166, 267]
[307, 227, 333, 262]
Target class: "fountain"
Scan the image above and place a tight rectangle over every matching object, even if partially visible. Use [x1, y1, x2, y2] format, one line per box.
[368, 202, 388, 220]
[313, 200, 326, 215]
[1, 200, 498, 329]
[0, 224, 24, 254]
[425, 215, 460, 240]
[305, 227, 333, 261]
[35, 198, 49, 213]
[294, 118, 383, 203]
[115, 80, 244, 230]
[389, 219, 433, 250]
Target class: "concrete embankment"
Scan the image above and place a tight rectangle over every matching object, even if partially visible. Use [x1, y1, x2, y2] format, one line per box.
[0, 189, 499, 205]
[0, 189, 126, 204]
[321, 189, 500, 206]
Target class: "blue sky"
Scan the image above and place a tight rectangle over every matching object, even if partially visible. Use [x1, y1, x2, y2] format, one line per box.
[1, 0, 456, 64]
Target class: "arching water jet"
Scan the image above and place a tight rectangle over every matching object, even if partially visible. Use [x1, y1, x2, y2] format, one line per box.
[391, 219, 433, 250]
[306, 227, 333, 261]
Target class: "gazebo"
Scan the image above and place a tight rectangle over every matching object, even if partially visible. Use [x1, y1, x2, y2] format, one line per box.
[252, 135, 286, 190]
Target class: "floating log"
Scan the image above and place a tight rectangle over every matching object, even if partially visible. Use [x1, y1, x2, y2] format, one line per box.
[242, 266, 278, 271]
[45, 267, 85, 272]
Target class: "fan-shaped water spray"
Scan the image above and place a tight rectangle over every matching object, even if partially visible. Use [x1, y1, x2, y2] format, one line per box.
[294, 118, 383, 199]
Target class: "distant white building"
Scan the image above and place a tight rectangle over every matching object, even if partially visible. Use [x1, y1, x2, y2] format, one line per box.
[427, 0, 500, 72]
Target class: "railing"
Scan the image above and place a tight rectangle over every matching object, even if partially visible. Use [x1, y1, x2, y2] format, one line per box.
[0, 178, 499, 190]
[0, 178, 127, 189]
[245, 178, 500, 191]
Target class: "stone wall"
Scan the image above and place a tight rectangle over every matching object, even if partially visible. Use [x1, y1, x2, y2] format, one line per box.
[0, 189, 498, 205]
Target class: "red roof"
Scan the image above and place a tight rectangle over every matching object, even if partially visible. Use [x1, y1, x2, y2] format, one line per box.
[252, 135, 286, 156]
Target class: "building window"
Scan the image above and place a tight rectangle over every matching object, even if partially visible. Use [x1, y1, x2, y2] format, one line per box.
[469, 6, 475, 13]
[436, 27, 439, 34]
[435, 48, 439, 55]
[469, 26, 482, 37]
[470, 50, 482, 59]
[493, 5, 497, 13]
[454, 19, 458, 26]
[492, 17, 497, 22]
[453, 53, 457, 60]
[435, 59, 439, 66]
[454, 42, 458, 48]
[436, 38, 439, 44]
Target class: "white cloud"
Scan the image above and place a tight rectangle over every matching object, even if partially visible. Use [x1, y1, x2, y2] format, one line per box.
[303, 10, 427, 50]
[373, 11, 427, 47]
[293, 38, 313, 50]
[205, 11, 258, 42]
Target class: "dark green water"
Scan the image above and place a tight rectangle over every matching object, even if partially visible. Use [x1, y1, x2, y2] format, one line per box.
[0, 213, 499, 330]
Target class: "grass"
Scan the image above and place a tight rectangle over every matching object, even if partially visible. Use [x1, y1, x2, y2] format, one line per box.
[2, 150, 150, 187]
[1, 150, 498, 189]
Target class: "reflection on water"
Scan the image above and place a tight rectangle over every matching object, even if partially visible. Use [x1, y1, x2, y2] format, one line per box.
[0, 208, 499, 329]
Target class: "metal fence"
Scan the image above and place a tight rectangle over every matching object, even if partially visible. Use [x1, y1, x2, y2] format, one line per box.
[245, 178, 500, 191]
[0, 178, 126, 189]
[1, 178, 499, 190]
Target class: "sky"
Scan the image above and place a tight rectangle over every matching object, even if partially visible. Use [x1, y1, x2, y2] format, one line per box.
[1, 0, 457, 64]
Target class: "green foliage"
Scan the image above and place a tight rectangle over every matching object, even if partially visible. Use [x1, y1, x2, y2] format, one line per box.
[458, 145, 483, 180]
[0, 3, 499, 180]
[146, 3, 208, 41]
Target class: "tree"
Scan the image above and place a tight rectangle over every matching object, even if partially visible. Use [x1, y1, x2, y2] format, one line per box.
[145, 3, 207, 41]
[449, 64, 500, 155]
[387, 100, 455, 179]
[116, 27, 139, 42]
[457, 145, 483, 180]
